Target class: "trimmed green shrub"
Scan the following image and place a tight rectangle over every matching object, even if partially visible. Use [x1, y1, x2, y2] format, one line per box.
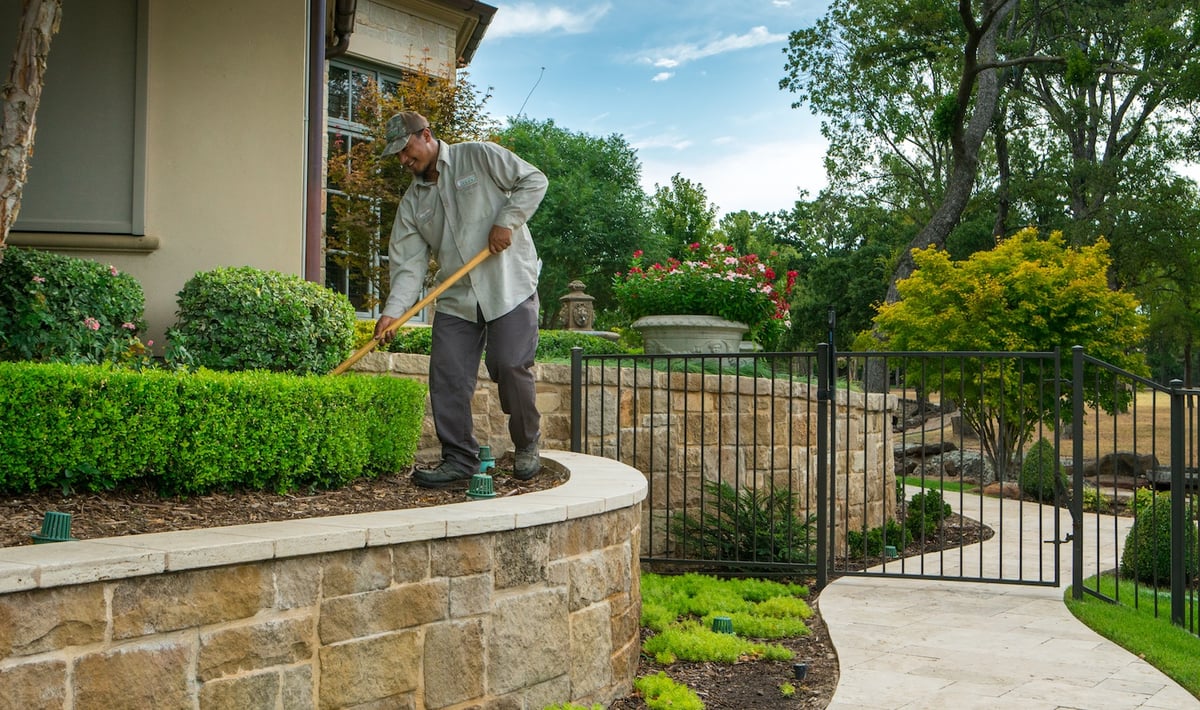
[905, 489, 953, 540]
[1019, 437, 1065, 502]
[353, 320, 628, 358]
[671, 479, 815, 564]
[847, 518, 910, 560]
[1119, 492, 1199, 586]
[0, 362, 426, 494]
[0, 247, 146, 364]
[535, 329, 627, 358]
[167, 266, 355, 374]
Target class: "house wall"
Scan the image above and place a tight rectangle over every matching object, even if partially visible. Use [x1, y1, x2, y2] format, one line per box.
[8, 0, 472, 348]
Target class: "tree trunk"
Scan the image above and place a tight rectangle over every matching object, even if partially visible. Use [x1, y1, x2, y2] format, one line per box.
[882, 0, 1018, 305]
[865, 0, 1017, 392]
[0, 0, 63, 261]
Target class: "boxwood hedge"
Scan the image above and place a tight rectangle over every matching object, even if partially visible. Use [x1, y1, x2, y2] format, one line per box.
[0, 362, 426, 495]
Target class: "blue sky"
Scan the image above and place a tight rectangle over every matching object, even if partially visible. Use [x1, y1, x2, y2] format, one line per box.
[469, 1, 833, 217]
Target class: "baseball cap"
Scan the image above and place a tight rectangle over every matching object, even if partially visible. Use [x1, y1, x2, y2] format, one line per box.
[381, 111, 430, 156]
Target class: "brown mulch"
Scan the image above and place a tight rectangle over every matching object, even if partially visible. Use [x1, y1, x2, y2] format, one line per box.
[0, 458, 993, 710]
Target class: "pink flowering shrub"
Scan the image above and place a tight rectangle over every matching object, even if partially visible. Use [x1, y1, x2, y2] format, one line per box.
[0, 247, 146, 364]
[613, 242, 797, 346]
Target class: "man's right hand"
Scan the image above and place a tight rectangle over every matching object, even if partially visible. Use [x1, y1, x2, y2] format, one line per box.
[374, 315, 398, 344]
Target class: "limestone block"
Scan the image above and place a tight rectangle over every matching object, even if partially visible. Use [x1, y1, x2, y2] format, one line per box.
[391, 541, 432, 584]
[448, 572, 492, 618]
[199, 671, 279, 708]
[568, 547, 630, 612]
[318, 631, 420, 709]
[198, 616, 313, 681]
[488, 588, 570, 695]
[0, 660, 67, 710]
[569, 603, 612, 697]
[423, 619, 484, 708]
[516, 675, 572, 710]
[495, 526, 551, 589]
[0, 585, 105, 658]
[430, 535, 493, 577]
[112, 564, 266, 639]
[319, 580, 447, 644]
[74, 642, 191, 708]
[281, 665, 314, 709]
[322, 547, 392, 597]
[272, 556, 323, 609]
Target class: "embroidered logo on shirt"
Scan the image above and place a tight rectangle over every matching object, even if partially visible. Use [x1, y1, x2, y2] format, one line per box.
[455, 174, 479, 190]
[417, 208, 434, 223]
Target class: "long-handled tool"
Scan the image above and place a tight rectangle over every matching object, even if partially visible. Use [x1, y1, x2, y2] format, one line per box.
[330, 247, 492, 375]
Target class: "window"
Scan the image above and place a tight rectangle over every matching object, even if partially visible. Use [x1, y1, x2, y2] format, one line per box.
[324, 61, 418, 320]
[1, 0, 146, 235]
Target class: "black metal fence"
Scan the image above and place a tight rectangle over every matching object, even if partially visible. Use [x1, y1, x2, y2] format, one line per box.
[568, 345, 1200, 636]
[1071, 347, 1200, 635]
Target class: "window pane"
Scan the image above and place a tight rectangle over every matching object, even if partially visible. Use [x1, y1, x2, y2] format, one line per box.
[328, 65, 350, 121]
[350, 69, 372, 122]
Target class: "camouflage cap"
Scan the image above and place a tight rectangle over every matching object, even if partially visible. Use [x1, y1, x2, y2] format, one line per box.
[381, 111, 430, 156]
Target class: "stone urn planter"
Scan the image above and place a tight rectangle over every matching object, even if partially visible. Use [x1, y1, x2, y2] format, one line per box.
[632, 314, 748, 355]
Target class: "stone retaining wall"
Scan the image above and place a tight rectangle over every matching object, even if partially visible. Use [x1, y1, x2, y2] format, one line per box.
[0, 452, 645, 709]
[353, 353, 897, 555]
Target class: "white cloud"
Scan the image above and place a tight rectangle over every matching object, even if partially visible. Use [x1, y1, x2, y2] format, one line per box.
[630, 133, 694, 151]
[638, 26, 786, 69]
[640, 138, 829, 215]
[488, 3, 612, 38]
[651, 71, 674, 82]
[772, 0, 792, 7]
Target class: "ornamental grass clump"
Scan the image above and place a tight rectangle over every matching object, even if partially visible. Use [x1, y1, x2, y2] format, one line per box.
[613, 242, 797, 347]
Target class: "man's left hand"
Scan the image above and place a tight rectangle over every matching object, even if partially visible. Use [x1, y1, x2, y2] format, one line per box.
[488, 225, 513, 254]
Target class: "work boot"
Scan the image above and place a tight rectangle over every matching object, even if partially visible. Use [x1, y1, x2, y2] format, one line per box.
[512, 437, 542, 481]
[412, 461, 473, 489]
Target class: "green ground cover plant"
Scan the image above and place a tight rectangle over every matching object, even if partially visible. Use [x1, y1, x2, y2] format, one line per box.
[639, 573, 811, 665]
[632, 672, 704, 710]
[1065, 574, 1200, 697]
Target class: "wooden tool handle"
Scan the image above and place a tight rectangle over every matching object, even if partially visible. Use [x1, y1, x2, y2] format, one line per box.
[329, 247, 492, 375]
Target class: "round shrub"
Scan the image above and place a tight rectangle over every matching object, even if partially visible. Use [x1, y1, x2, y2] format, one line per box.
[0, 247, 146, 364]
[167, 266, 355, 375]
[1119, 493, 1199, 586]
[1019, 438, 1065, 502]
[904, 489, 952, 540]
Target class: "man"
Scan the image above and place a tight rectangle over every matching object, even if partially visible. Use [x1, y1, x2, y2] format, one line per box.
[374, 111, 548, 489]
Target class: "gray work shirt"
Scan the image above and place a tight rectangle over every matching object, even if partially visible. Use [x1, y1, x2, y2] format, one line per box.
[382, 139, 548, 323]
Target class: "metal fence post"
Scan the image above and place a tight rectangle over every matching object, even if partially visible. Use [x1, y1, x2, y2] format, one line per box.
[1170, 379, 1185, 627]
[1071, 346, 1085, 599]
[570, 347, 582, 453]
[817, 343, 830, 589]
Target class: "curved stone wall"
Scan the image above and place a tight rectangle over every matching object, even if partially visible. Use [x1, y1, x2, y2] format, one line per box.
[0, 451, 646, 709]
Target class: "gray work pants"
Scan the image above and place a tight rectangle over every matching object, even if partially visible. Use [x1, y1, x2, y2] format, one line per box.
[428, 293, 541, 472]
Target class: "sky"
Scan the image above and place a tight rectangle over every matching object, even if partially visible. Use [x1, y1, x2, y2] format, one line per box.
[468, 1, 834, 218]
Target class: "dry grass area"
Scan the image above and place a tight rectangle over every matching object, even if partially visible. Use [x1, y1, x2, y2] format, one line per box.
[902, 389, 1177, 464]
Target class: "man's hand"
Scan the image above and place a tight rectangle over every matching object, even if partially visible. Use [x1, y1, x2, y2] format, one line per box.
[374, 315, 398, 344]
[488, 225, 513, 254]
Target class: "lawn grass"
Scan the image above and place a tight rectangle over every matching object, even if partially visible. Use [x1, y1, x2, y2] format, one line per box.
[1065, 574, 1200, 697]
[900, 475, 977, 494]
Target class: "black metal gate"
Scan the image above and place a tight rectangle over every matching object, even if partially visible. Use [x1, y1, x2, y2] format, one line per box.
[570, 345, 1198, 609]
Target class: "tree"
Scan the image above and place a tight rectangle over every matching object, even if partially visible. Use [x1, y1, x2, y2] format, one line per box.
[325, 60, 494, 311]
[870, 227, 1147, 478]
[648, 173, 717, 259]
[495, 118, 650, 326]
[0, 0, 62, 260]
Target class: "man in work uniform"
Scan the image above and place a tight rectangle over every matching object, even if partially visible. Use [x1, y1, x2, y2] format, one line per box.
[374, 111, 548, 488]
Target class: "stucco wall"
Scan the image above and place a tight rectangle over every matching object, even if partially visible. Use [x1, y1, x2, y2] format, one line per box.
[0, 452, 645, 709]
